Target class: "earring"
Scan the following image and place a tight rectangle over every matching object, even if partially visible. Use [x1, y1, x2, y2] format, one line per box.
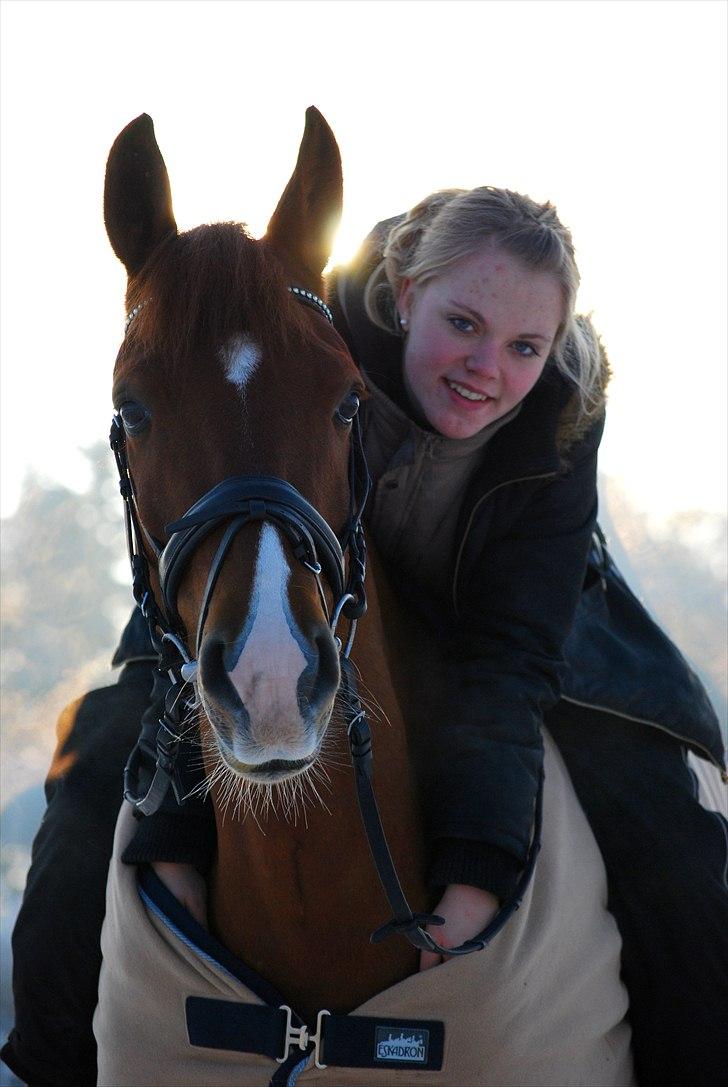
[399, 315, 409, 331]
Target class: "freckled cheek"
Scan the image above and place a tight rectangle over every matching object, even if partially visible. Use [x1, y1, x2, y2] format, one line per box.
[405, 336, 452, 391]
[430, 341, 460, 385]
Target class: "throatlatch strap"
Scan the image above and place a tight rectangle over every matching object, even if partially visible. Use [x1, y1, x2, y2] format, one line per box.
[185, 997, 445, 1072]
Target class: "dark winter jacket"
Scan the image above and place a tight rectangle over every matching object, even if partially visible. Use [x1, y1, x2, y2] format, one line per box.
[330, 225, 725, 892]
[330, 245, 600, 890]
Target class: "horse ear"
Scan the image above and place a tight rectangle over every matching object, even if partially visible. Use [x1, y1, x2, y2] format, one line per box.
[104, 114, 177, 277]
[265, 107, 342, 284]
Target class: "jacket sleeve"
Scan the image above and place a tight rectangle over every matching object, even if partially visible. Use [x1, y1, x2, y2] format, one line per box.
[423, 417, 604, 878]
[2, 662, 156, 1087]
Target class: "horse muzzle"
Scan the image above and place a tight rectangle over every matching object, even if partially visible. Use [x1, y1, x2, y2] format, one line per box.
[197, 625, 340, 781]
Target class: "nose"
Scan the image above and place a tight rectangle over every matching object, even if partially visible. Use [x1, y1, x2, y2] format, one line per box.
[465, 340, 500, 380]
[465, 341, 501, 377]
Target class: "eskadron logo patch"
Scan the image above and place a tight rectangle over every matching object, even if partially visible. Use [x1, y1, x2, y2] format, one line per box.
[374, 1026, 429, 1063]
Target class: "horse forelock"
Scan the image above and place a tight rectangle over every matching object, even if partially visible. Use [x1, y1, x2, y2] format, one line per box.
[122, 223, 312, 369]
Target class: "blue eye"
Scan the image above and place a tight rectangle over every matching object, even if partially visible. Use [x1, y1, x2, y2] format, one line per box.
[118, 400, 150, 436]
[335, 390, 360, 425]
[512, 341, 539, 358]
[448, 316, 475, 333]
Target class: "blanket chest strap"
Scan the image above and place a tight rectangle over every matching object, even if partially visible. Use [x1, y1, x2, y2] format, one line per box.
[186, 996, 445, 1072]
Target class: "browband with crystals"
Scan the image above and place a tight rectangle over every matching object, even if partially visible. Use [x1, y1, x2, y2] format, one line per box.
[287, 286, 333, 324]
[125, 301, 147, 334]
[124, 285, 332, 337]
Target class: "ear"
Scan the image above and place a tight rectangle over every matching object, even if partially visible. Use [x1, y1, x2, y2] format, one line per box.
[265, 107, 342, 286]
[104, 114, 177, 276]
[397, 277, 415, 320]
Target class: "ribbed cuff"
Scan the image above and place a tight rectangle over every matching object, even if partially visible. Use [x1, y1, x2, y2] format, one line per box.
[428, 838, 523, 901]
[122, 807, 217, 874]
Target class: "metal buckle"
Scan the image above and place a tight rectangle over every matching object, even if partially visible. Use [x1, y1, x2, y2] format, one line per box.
[276, 1005, 330, 1069]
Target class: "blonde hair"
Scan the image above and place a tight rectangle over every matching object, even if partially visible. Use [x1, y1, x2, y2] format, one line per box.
[364, 187, 603, 421]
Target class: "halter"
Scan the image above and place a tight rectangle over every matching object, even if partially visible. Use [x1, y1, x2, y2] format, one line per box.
[112, 285, 542, 959]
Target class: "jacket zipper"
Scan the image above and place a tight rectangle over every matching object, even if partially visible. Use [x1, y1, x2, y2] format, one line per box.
[451, 471, 558, 616]
[396, 429, 438, 538]
[415, 431, 437, 466]
[561, 696, 728, 778]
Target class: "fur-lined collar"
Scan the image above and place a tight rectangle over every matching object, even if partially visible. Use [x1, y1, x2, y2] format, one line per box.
[555, 320, 611, 458]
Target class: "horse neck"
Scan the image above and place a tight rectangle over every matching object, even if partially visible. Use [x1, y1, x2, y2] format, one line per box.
[207, 547, 430, 1019]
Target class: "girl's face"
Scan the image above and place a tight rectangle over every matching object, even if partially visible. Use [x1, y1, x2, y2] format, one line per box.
[398, 245, 563, 439]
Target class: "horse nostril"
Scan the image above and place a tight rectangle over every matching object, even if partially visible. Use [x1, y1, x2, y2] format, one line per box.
[199, 635, 221, 688]
[315, 627, 341, 695]
[297, 627, 341, 715]
[199, 636, 237, 703]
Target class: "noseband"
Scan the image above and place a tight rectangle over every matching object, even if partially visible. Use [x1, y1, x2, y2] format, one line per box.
[111, 285, 542, 959]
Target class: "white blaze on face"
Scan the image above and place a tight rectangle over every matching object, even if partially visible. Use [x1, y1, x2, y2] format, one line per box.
[221, 333, 262, 390]
[226, 524, 315, 762]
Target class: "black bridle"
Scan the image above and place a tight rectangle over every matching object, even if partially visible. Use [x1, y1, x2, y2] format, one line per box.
[111, 285, 542, 958]
[110, 400, 369, 816]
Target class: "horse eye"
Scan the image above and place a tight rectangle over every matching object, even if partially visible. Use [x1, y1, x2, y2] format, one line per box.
[118, 400, 150, 436]
[335, 391, 360, 426]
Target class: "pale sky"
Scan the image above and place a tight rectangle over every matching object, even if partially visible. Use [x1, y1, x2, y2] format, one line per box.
[1, 0, 726, 523]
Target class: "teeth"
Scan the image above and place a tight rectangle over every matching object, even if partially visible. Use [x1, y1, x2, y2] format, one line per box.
[447, 380, 489, 402]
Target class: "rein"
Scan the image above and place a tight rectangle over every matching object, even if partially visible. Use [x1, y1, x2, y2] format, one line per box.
[112, 286, 541, 959]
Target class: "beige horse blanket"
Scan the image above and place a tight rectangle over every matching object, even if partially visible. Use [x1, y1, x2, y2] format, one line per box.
[94, 731, 636, 1086]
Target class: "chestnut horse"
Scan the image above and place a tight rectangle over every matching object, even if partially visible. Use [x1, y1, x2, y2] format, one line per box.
[94, 110, 634, 1085]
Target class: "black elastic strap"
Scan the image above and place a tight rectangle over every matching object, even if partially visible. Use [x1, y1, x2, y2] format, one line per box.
[186, 998, 289, 1061]
[321, 1012, 444, 1071]
[185, 997, 444, 1072]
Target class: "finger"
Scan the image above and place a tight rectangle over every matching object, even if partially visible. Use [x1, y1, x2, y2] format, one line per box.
[419, 949, 442, 972]
[185, 893, 208, 930]
[152, 863, 208, 929]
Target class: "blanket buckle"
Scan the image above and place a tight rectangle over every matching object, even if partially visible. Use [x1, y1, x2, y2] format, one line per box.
[277, 1005, 330, 1069]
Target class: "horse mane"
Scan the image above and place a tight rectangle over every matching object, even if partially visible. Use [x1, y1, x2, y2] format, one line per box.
[123, 222, 311, 364]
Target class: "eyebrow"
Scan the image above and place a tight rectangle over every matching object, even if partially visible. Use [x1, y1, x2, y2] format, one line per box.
[447, 300, 552, 341]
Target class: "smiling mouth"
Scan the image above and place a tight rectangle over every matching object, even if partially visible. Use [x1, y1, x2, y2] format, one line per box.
[445, 379, 492, 403]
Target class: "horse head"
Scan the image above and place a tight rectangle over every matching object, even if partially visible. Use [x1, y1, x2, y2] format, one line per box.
[105, 109, 366, 790]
